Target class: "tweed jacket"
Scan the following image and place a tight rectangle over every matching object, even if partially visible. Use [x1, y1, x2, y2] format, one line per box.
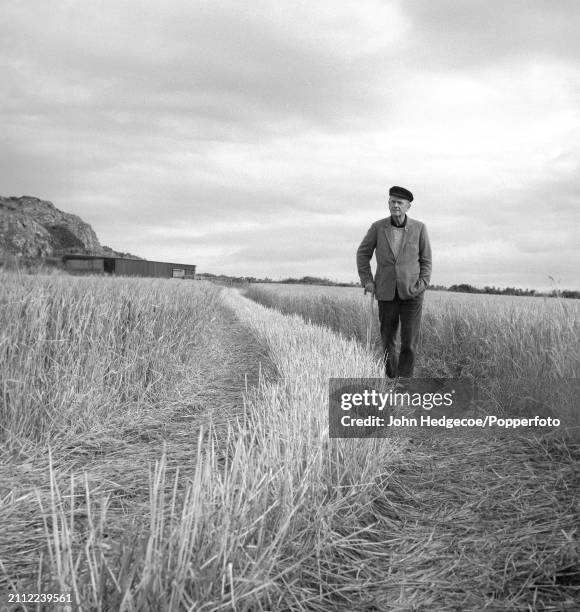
[356, 216, 432, 301]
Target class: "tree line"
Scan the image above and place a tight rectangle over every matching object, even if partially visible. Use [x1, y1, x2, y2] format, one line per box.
[195, 273, 579, 298]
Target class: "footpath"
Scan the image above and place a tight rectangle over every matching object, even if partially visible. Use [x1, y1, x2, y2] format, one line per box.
[2, 288, 578, 610]
[0, 297, 274, 593]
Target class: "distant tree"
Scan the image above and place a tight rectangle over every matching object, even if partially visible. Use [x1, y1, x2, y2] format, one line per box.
[562, 290, 580, 299]
[449, 283, 478, 294]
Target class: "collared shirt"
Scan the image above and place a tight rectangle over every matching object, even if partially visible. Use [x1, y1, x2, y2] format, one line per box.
[390, 214, 407, 228]
[390, 214, 407, 257]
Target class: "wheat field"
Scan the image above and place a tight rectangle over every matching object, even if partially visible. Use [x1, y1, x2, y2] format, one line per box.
[1, 272, 579, 610]
[243, 283, 580, 427]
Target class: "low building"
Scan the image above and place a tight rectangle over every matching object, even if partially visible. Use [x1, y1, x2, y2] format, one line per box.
[62, 255, 196, 279]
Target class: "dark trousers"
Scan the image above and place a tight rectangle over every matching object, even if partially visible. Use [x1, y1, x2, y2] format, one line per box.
[378, 288, 424, 378]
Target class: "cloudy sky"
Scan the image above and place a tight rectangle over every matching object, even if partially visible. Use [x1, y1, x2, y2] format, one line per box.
[2, 0, 579, 289]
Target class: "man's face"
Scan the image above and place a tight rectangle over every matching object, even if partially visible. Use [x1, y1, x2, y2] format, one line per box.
[388, 196, 411, 215]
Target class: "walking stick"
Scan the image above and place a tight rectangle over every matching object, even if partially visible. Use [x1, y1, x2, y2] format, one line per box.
[364, 289, 375, 353]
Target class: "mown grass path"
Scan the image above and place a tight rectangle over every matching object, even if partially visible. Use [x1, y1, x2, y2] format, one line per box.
[1, 279, 578, 611]
[0, 295, 275, 599]
[232, 287, 580, 611]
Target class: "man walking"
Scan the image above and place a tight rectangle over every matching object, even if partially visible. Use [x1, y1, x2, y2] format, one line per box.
[356, 186, 432, 378]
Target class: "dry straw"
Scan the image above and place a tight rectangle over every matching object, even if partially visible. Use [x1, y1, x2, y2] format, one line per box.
[1, 273, 578, 610]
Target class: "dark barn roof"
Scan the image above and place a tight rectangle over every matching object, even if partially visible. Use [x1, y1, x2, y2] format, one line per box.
[62, 254, 195, 265]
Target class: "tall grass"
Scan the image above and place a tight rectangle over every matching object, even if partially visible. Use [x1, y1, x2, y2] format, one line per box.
[243, 284, 580, 427]
[1, 273, 398, 609]
[1, 274, 578, 610]
[242, 284, 377, 344]
[243, 284, 579, 379]
[0, 272, 221, 451]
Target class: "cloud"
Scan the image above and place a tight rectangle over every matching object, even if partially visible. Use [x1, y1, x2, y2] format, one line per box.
[402, 0, 580, 70]
[0, 0, 578, 289]
[0, 0, 407, 132]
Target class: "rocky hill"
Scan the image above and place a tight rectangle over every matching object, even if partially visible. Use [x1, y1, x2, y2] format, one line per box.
[0, 196, 139, 261]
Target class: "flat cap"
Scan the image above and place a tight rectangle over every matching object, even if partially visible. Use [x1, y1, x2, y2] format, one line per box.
[389, 185, 413, 202]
